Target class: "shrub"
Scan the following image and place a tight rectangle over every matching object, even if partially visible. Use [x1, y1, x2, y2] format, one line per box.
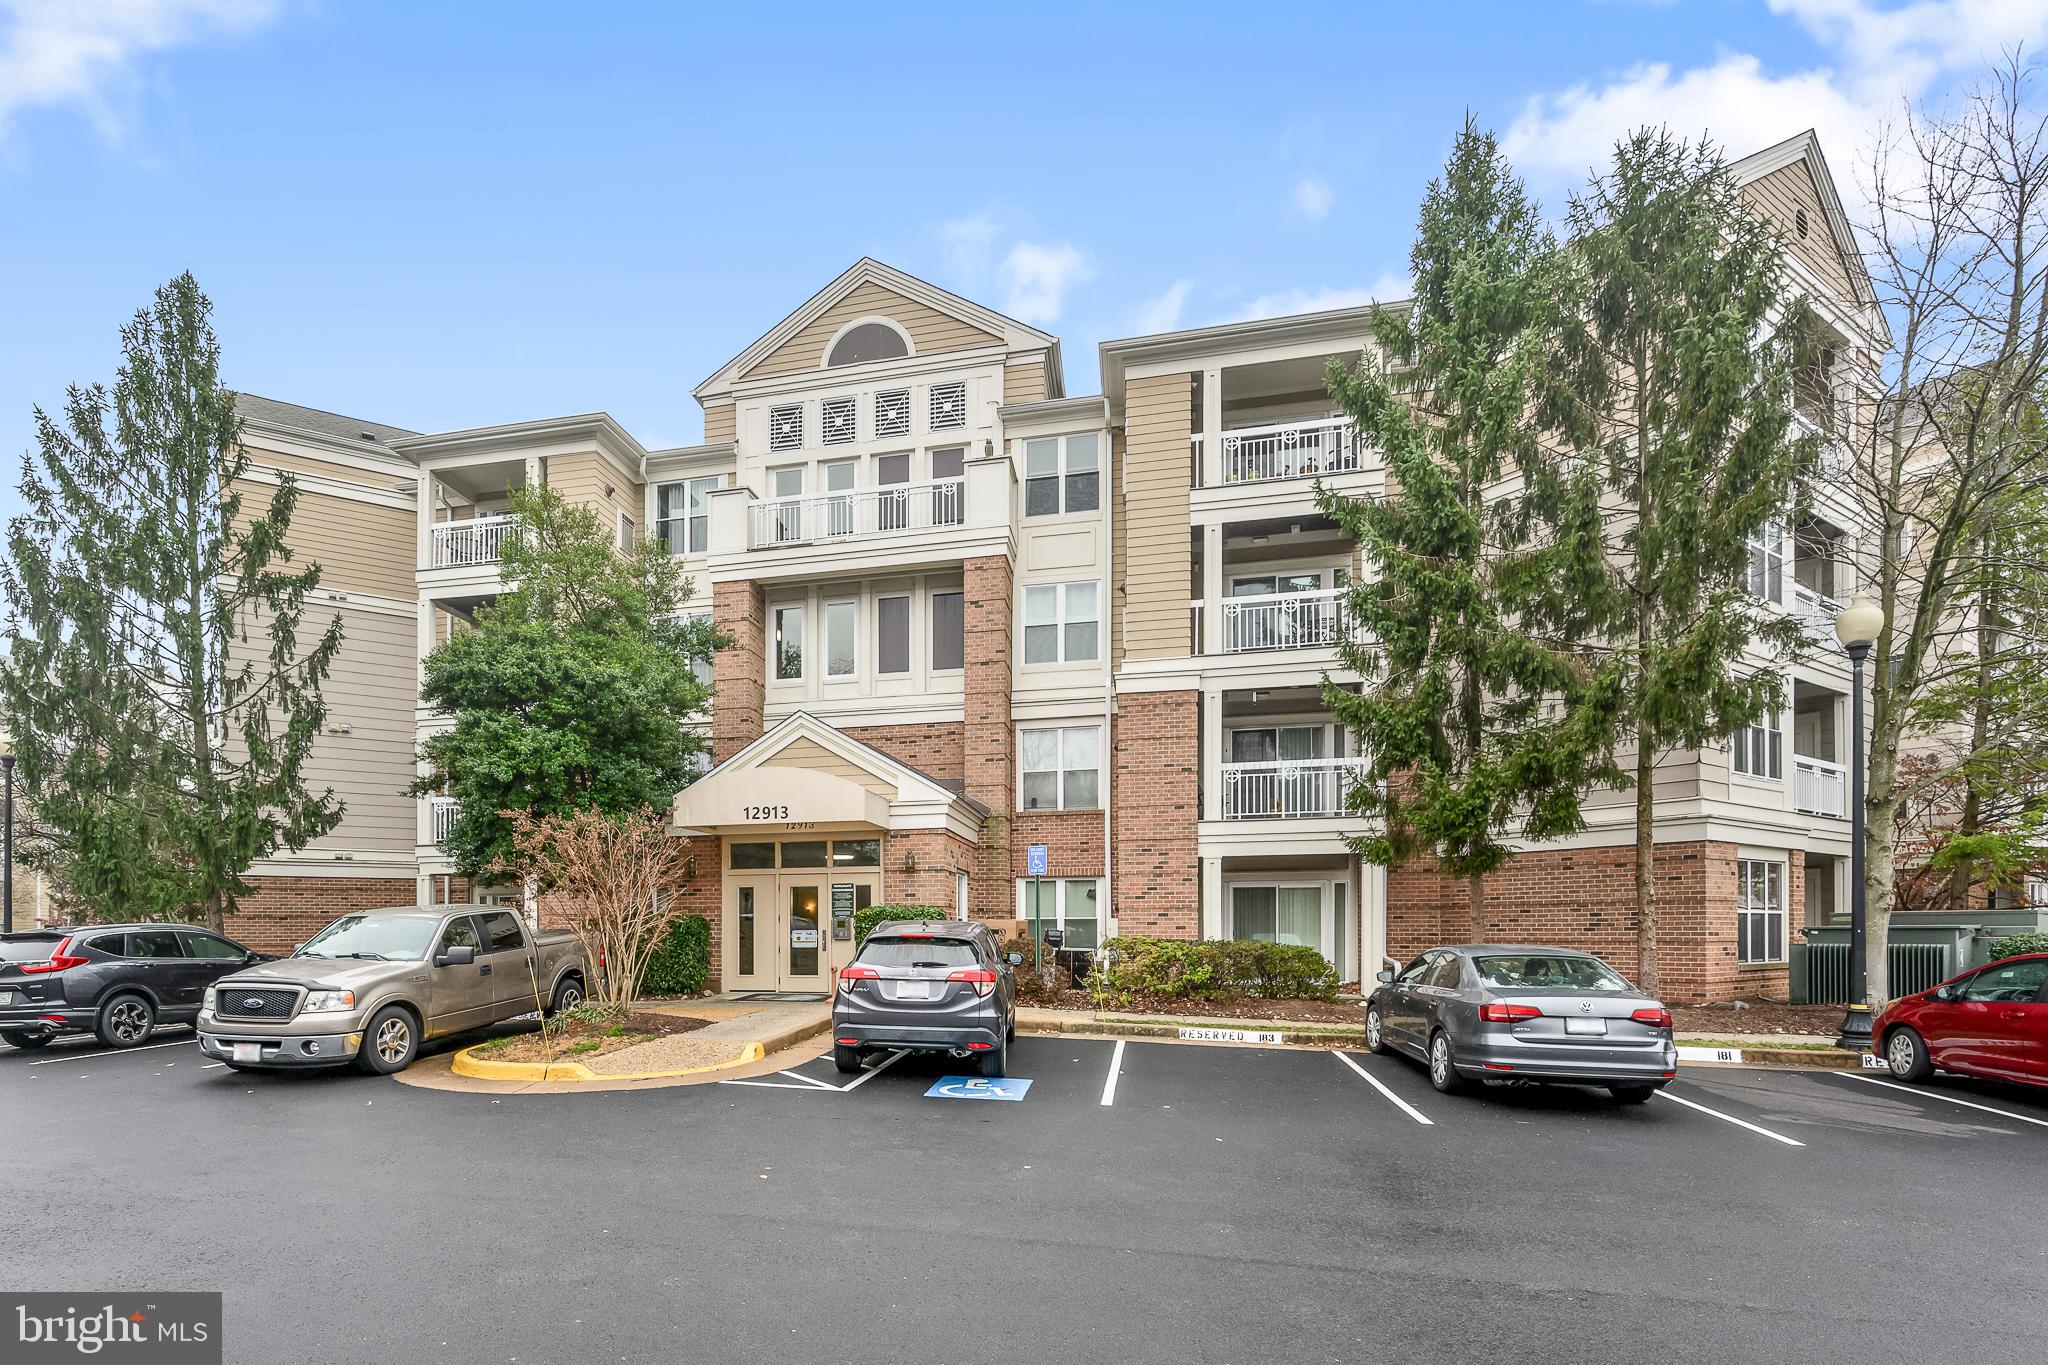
[1986, 932, 2048, 963]
[1091, 935, 1340, 1003]
[639, 915, 711, 996]
[853, 904, 952, 943]
[999, 933, 1071, 1003]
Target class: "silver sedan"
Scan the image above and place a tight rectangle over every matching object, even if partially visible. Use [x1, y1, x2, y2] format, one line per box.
[1365, 945, 1678, 1102]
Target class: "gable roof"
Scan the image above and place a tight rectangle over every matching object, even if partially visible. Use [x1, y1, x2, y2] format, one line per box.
[233, 393, 419, 456]
[1729, 129, 1886, 335]
[693, 257, 1060, 399]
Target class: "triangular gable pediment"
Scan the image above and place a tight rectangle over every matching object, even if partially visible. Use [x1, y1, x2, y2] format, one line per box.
[1731, 130, 1885, 335]
[700, 713, 962, 805]
[694, 258, 1057, 398]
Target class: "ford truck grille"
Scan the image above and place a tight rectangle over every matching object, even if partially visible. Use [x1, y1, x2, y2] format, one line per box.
[214, 986, 301, 1021]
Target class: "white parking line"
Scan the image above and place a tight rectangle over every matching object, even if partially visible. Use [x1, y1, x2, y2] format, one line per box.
[1841, 1073, 2048, 1129]
[720, 1079, 833, 1091]
[1334, 1051, 1434, 1125]
[778, 1069, 841, 1091]
[26, 1038, 196, 1067]
[200, 1063, 226, 1070]
[1658, 1088, 1805, 1146]
[837, 1049, 906, 1092]
[1099, 1039, 1126, 1107]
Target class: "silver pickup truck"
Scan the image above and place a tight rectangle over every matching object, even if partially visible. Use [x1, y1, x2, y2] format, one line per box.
[197, 905, 588, 1074]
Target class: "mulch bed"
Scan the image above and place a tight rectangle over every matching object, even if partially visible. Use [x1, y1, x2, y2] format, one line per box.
[474, 1010, 710, 1064]
[1670, 1000, 1844, 1036]
[1033, 989, 1365, 1026]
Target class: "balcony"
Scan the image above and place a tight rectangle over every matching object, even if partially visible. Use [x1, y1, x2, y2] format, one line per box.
[1791, 583, 1842, 644]
[747, 478, 962, 549]
[1221, 758, 1369, 820]
[1190, 416, 1362, 487]
[1192, 587, 1350, 655]
[1794, 756, 1847, 818]
[430, 515, 516, 569]
[429, 796, 460, 846]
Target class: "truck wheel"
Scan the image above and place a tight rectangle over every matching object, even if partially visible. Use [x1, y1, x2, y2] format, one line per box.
[95, 993, 156, 1048]
[2, 1029, 54, 1050]
[356, 1006, 418, 1074]
[545, 976, 585, 1018]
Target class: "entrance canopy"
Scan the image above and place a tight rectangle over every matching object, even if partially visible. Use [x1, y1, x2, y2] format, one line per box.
[671, 711, 984, 842]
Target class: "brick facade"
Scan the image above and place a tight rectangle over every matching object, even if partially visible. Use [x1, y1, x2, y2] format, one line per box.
[1111, 689, 1200, 938]
[885, 829, 980, 912]
[845, 722, 966, 786]
[712, 578, 766, 761]
[1385, 841, 1801, 1004]
[233, 876, 422, 955]
[1010, 809, 1106, 879]
[962, 555, 1014, 919]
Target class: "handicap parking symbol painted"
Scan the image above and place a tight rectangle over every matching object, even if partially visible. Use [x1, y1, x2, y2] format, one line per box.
[926, 1075, 1033, 1101]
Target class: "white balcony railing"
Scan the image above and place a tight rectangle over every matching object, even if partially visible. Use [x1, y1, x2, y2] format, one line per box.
[1191, 416, 1362, 486]
[1791, 583, 1842, 643]
[1794, 756, 1847, 817]
[747, 478, 963, 549]
[429, 796, 461, 845]
[1221, 587, 1348, 653]
[1221, 758, 1370, 820]
[430, 515, 516, 569]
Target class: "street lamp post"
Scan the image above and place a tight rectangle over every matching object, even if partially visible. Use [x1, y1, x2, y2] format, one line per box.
[1832, 593, 1885, 1050]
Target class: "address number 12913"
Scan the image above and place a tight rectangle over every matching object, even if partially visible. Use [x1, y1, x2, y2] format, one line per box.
[743, 804, 790, 821]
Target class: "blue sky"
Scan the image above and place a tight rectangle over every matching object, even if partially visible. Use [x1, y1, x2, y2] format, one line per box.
[1, 0, 2039, 519]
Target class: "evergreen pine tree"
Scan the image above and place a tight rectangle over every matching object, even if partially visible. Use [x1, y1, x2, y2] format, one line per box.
[1322, 118, 1622, 941]
[1556, 131, 1810, 993]
[1, 273, 346, 929]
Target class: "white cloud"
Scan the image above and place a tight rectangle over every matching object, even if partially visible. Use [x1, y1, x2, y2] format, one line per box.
[1134, 279, 1193, 334]
[1233, 271, 1411, 323]
[935, 209, 1002, 281]
[999, 241, 1092, 325]
[0, 0, 279, 143]
[1502, 0, 2048, 206]
[1292, 174, 1334, 222]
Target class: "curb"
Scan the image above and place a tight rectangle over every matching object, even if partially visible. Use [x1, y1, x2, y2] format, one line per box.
[447, 1012, 832, 1085]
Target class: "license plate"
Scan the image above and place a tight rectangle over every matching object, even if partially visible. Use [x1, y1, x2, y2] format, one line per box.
[895, 980, 932, 1001]
[1565, 1018, 1608, 1036]
[232, 1043, 261, 1064]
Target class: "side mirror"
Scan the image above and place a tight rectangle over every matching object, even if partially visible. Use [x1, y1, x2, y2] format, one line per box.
[1375, 970, 1394, 984]
[435, 945, 476, 968]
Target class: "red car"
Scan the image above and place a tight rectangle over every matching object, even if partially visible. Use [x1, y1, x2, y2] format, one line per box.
[1874, 952, 2048, 1087]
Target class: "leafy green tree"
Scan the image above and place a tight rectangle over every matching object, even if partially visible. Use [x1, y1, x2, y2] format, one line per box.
[415, 484, 719, 878]
[1321, 119, 1622, 940]
[1555, 131, 1811, 993]
[0, 273, 344, 930]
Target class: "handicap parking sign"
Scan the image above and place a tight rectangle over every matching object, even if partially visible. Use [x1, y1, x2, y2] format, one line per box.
[926, 1075, 1032, 1101]
[1026, 844, 1048, 876]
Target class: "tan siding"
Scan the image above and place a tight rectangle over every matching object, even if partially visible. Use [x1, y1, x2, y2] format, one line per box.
[234, 480, 415, 599]
[1002, 357, 1048, 406]
[1741, 163, 1856, 302]
[703, 402, 736, 445]
[762, 737, 896, 795]
[546, 451, 645, 544]
[242, 441, 414, 491]
[1120, 373, 1194, 660]
[1109, 426, 1129, 669]
[742, 281, 1001, 381]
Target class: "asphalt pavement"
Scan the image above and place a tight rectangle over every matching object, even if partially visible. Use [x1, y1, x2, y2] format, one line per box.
[3, 1025, 2042, 1365]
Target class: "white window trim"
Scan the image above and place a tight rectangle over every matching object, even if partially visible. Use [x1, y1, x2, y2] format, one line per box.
[1731, 687, 1785, 783]
[771, 602, 806, 682]
[1017, 876, 1102, 947]
[1736, 859, 1787, 964]
[874, 592, 912, 677]
[823, 597, 859, 680]
[929, 589, 966, 676]
[1019, 724, 1102, 811]
[617, 510, 635, 551]
[1022, 431, 1104, 518]
[1022, 579, 1102, 666]
[1224, 880, 1332, 955]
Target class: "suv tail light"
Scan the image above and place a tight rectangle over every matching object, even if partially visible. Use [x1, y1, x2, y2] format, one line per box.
[19, 936, 86, 974]
[947, 968, 998, 998]
[1631, 1007, 1673, 1028]
[1478, 1002, 1541, 1022]
[838, 965, 878, 994]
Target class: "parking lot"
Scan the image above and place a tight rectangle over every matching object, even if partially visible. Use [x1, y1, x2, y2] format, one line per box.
[4, 1026, 2042, 1364]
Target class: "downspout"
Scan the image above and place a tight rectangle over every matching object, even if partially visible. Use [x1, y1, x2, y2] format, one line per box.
[1103, 425, 1121, 940]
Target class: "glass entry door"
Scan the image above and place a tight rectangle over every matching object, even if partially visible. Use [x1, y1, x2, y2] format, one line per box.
[726, 870, 876, 993]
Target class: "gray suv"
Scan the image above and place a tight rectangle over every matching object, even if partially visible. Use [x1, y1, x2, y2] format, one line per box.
[833, 921, 1018, 1077]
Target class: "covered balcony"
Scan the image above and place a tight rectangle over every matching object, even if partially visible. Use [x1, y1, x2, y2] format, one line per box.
[1791, 681, 1847, 818]
[1188, 354, 1371, 490]
[1202, 685, 1365, 824]
[1189, 515, 1357, 662]
[748, 477, 964, 548]
[418, 455, 530, 577]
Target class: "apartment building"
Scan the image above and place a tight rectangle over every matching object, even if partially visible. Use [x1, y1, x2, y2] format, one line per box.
[223, 130, 1885, 1002]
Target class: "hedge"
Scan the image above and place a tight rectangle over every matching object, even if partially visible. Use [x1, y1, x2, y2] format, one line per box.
[640, 915, 711, 996]
[853, 904, 953, 944]
[1090, 935, 1339, 1002]
[1986, 932, 2048, 962]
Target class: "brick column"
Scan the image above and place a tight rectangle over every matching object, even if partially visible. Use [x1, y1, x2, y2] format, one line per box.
[712, 578, 765, 762]
[963, 555, 1014, 919]
[1112, 689, 1199, 937]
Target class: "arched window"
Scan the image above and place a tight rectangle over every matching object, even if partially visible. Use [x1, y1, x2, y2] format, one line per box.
[826, 321, 910, 367]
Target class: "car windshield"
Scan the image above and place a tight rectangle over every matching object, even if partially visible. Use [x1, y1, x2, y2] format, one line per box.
[858, 938, 980, 969]
[0, 936, 64, 963]
[296, 915, 440, 962]
[1474, 954, 1633, 993]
